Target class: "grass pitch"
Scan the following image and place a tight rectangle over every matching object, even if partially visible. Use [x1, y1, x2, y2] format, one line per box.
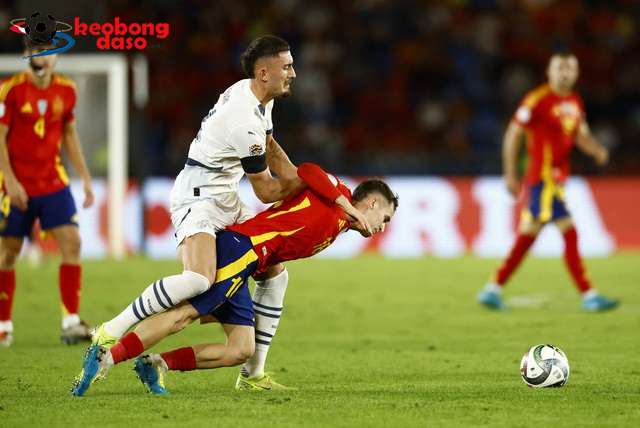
[1, 254, 639, 427]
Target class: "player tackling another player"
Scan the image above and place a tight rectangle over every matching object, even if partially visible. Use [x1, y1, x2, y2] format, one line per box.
[71, 163, 396, 396]
[0, 41, 95, 346]
[478, 51, 619, 312]
[88, 35, 371, 390]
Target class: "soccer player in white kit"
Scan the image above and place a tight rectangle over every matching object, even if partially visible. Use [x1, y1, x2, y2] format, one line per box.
[90, 36, 371, 390]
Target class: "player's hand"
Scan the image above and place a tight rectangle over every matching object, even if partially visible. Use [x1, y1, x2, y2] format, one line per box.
[5, 178, 28, 211]
[82, 183, 95, 208]
[594, 147, 609, 166]
[505, 175, 520, 198]
[335, 195, 372, 237]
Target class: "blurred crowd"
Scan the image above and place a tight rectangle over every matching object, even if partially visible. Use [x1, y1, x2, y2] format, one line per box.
[3, 0, 640, 176]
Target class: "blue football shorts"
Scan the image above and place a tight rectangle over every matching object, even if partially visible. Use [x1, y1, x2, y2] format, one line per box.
[188, 230, 259, 326]
[521, 180, 570, 224]
[0, 186, 78, 237]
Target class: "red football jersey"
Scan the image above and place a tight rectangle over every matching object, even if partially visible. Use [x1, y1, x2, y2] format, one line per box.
[0, 71, 76, 196]
[512, 84, 585, 184]
[229, 180, 352, 274]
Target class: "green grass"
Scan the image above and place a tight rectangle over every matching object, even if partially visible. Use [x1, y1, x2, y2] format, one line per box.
[1, 254, 639, 427]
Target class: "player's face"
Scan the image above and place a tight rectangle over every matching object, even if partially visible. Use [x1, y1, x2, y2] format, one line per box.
[354, 195, 395, 237]
[265, 51, 296, 97]
[547, 55, 579, 91]
[26, 48, 57, 78]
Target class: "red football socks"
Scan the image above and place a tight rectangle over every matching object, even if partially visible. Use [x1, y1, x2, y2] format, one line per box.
[161, 347, 197, 371]
[563, 227, 592, 293]
[110, 332, 145, 364]
[494, 233, 536, 285]
[59, 264, 81, 315]
[0, 270, 16, 321]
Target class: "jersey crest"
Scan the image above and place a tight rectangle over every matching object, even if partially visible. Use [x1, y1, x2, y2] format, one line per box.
[20, 102, 32, 114]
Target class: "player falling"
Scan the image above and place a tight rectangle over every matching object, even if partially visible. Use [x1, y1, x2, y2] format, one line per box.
[71, 163, 397, 396]
[0, 41, 95, 346]
[478, 51, 618, 312]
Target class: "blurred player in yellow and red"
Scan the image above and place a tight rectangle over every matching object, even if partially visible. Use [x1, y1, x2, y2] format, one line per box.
[0, 40, 95, 346]
[478, 51, 619, 312]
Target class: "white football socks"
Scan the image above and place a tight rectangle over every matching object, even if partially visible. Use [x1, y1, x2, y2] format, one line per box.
[62, 313, 80, 330]
[103, 270, 210, 338]
[0, 320, 13, 333]
[484, 282, 502, 294]
[242, 268, 289, 378]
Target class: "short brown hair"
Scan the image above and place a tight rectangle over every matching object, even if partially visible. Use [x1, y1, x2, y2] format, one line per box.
[352, 179, 399, 211]
[240, 35, 290, 78]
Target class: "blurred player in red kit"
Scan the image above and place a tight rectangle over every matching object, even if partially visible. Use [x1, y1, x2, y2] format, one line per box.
[0, 41, 95, 346]
[478, 51, 619, 312]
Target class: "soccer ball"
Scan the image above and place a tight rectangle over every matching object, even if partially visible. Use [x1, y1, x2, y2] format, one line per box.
[520, 344, 570, 388]
[25, 12, 57, 45]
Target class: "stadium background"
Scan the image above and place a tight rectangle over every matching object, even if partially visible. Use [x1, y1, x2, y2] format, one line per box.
[1, 0, 639, 258]
[2, 2, 640, 427]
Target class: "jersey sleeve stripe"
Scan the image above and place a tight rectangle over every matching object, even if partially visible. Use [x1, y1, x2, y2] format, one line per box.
[53, 74, 77, 90]
[521, 84, 550, 109]
[0, 72, 26, 102]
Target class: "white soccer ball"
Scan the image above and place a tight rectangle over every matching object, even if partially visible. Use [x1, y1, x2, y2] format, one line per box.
[520, 344, 570, 388]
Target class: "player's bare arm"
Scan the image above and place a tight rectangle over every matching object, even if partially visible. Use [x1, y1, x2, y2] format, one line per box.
[62, 120, 94, 208]
[576, 120, 608, 166]
[246, 167, 303, 203]
[0, 123, 28, 210]
[502, 121, 525, 197]
[266, 135, 297, 180]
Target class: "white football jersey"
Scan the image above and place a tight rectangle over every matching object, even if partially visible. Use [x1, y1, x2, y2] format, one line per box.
[185, 79, 274, 194]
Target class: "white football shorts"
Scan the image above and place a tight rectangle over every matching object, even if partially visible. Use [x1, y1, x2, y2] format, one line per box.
[169, 167, 254, 246]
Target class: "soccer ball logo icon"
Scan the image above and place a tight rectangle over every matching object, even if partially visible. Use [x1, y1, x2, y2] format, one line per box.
[25, 12, 58, 45]
[9, 11, 75, 58]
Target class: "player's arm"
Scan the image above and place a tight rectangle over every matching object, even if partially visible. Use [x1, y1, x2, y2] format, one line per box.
[266, 135, 297, 180]
[576, 119, 608, 166]
[503, 120, 526, 197]
[243, 153, 303, 204]
[61, 120, 94, 208]
[297, 162, 372, 236]
[0, 124, 28, 210]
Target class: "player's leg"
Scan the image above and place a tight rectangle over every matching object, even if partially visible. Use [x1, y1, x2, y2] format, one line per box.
[0, 236, 24, 346]
[134, 256, 259, 395]
[48, 225, 93, 344]
[71, 302, 201, 396]
[39, 186, 92, 344]
[240, 263, 288, 380]
[133, 323, 255, 395]
[0, 194, 33, 346]
[97, 225, 216, 344]
[479, 183, 545, 309]
[555, 216, 619, 311]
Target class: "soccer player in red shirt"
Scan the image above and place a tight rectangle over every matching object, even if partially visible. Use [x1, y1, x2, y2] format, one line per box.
[0, 42, 95, 346]
[478, 52, 618, 312]
[71, 163, 397, 396]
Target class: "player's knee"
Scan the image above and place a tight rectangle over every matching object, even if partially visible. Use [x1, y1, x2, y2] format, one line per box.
[183, 265, 216, 284]
[60, 233, 82, 259]
[519, 221, 542, 236]
[229, 342, 255, 365]
[0, 240, 23, 268]
[181, 270, 211, 295]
